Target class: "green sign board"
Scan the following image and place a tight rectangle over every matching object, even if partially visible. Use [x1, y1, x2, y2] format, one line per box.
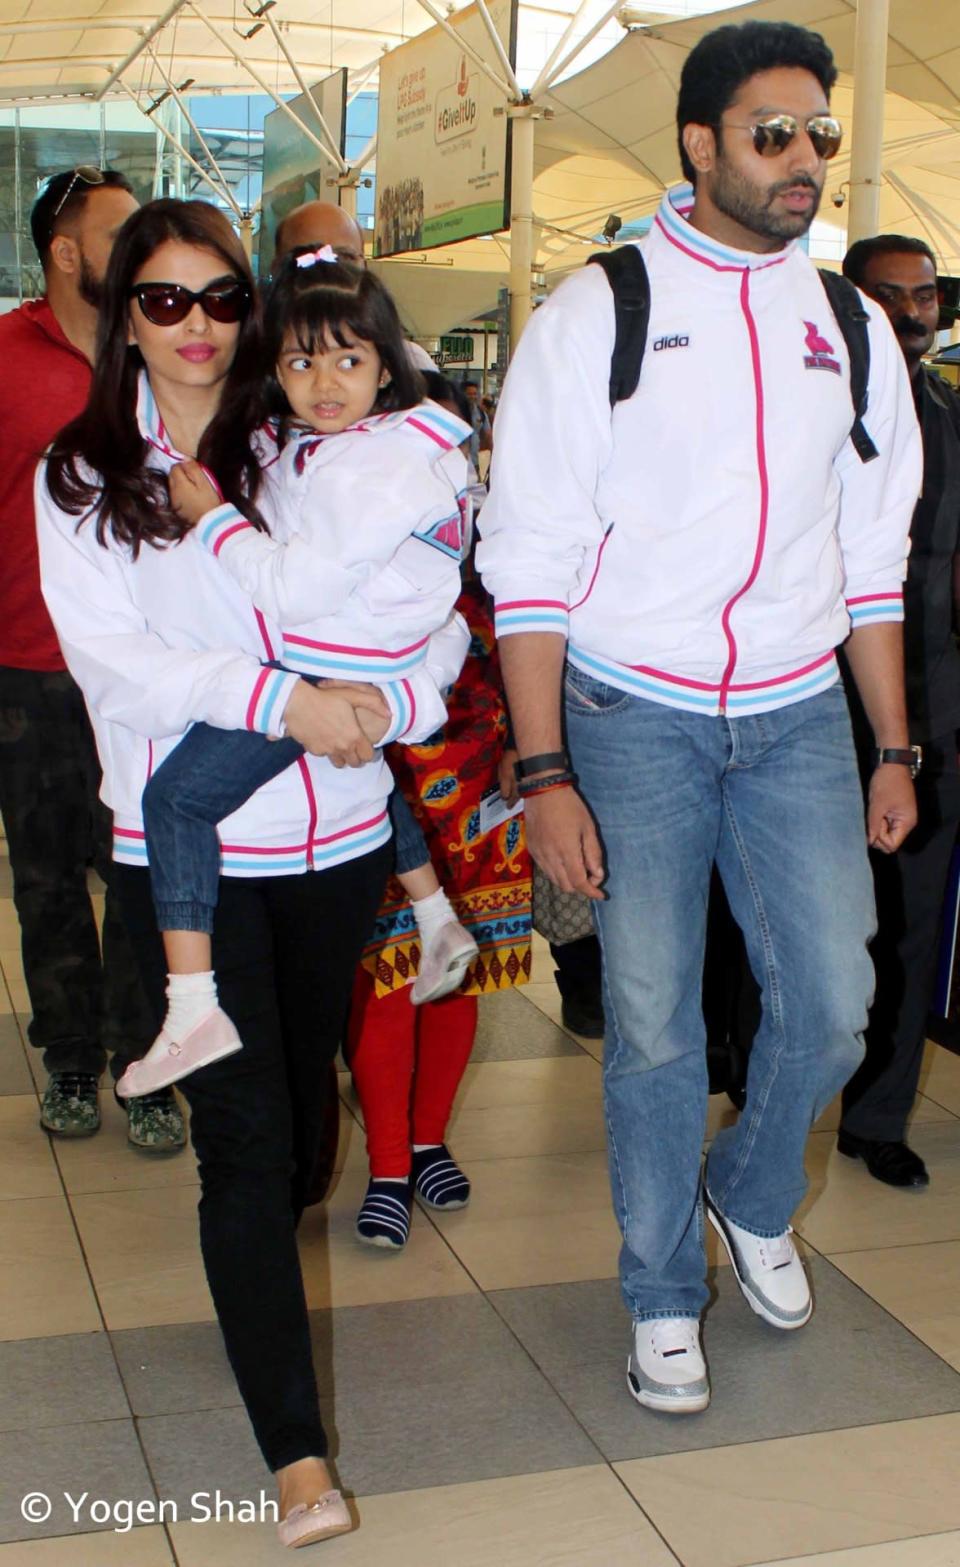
[438, 334, 474, 362]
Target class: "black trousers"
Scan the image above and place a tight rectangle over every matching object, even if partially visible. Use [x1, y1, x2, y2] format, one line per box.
[114, 844, 390, 1471]
[0, 667, 154, 1078]
[842, 734, 960, 1142]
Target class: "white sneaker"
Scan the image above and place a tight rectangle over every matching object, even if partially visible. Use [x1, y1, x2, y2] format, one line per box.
[627, 1318, 710, 1414]
[411, 921, 478, 1004]
[706, 1192, 812, 1330]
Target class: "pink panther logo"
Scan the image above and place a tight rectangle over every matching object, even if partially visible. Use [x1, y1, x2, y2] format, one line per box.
[802, 319, 841, 375]
[803, 320, 834, 355]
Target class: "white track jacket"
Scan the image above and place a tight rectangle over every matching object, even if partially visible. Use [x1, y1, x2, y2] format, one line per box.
[195, 399, 471, 684]
[35, 373, 469, 875]
[477, 184, 922, 716]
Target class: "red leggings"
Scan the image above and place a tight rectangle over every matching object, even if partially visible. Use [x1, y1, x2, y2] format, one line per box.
[346, 968, 477, 1178]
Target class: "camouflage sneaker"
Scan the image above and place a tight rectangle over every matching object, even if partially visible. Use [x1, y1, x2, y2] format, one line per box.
[40, 1072, 101, 1138]
[125, 1087, 187, 1153]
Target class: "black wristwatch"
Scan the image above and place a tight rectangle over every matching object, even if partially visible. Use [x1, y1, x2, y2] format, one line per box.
[872, 745, 922, 779]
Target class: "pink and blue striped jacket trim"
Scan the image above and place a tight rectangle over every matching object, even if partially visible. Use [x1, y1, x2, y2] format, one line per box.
[279, 630, 430, 680]
[846, 591, 904, 627]
[246, 665, 299, 734]
[567, 645, 840, 716]
[379, 679, 419, 743]
[494, 598, 570, 637]
[197, 502, 251, 556]
[113, 808, 392, 875]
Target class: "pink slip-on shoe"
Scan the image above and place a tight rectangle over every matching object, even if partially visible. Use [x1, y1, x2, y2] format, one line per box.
[411, 921, 479, 1004]
[115, 1007, 242, 1098]
[278, 1490, 353, 1549]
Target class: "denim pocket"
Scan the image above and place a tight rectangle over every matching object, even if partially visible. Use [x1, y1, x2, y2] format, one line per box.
[564, 662, 631, 715]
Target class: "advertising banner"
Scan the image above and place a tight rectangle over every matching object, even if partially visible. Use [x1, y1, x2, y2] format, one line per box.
[258, 69, 347, 274]
[374, 0, 517, 258]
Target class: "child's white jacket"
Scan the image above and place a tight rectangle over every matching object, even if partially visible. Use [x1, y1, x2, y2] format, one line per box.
[195, 399, 471, 682]
[35, 373, 469, 875]
[477, 184, 922, 716]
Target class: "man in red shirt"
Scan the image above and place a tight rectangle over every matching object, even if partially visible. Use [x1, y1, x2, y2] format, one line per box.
[0, 167, 185, 1152]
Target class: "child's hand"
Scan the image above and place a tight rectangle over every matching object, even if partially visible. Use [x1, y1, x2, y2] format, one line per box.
[499, 747, 520, 807]
[169, 460, 221, 526]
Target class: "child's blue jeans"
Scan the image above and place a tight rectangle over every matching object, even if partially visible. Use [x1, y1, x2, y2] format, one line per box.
[143, 721, 429, 934]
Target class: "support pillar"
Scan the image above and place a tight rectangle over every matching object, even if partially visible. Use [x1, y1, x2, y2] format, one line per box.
[847, 0, 890, 244]
[508, 106, 537, 355]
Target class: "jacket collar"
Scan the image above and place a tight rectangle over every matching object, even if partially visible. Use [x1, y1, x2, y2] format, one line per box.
[654, 183, 798, 275]
[284, 398, 470, 454]
[135, 369, 188, 461]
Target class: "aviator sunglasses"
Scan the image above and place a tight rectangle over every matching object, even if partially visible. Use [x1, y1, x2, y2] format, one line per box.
[725, 113, 843, 161]
[48, 165, 105, 238]
[129, 278, 252, 327]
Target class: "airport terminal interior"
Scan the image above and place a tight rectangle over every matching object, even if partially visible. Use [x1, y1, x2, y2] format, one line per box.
[5, 0, 960, 1562]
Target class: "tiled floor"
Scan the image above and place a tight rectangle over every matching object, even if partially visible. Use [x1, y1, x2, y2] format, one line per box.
[3, 859, 960, 1567]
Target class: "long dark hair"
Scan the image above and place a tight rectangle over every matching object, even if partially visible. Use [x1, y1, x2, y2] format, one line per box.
[46, 199, 265, 553]
[264, 250, 424, 437]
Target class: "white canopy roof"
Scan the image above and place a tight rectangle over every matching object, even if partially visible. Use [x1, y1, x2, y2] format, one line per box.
[6, 0, 960, 332]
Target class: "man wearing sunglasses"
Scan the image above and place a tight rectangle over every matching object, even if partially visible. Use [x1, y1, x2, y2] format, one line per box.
[0, 168, 186, 1155]
[829, 234, 960, 1191]
[479, 19, 921, 1414]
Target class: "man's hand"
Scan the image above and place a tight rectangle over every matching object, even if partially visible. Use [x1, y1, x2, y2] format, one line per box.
[867, 763, 917, 853]
[282, 681, 389, 768]
[169, 460, 221, 527]
[524, 788, 605, 899]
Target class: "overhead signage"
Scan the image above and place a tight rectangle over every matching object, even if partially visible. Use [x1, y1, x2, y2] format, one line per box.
[374, 0, 517, 258]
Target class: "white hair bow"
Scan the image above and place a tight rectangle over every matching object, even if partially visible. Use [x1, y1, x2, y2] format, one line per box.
[295, 244, 339, 268]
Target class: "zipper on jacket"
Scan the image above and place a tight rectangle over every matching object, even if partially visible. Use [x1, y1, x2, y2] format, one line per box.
[718, 268, 770, 714]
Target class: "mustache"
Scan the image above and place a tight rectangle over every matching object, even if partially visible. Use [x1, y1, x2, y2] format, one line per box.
[893, 316, 931, 338]
[768, 174, 820, 198]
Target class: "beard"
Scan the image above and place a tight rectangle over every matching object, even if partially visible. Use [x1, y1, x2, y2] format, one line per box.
[77, 252, 104, 309]
[709, 156, 822, 243]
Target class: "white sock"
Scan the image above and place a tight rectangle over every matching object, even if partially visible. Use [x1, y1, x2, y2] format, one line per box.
[376, 1176, 409, 1185]
[411, 888, 456, 951]
[163, 971, 218, 1042]
[412, 1144, 441, 1153]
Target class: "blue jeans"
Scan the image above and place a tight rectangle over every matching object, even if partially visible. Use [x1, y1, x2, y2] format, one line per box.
[143, 724, 428, 934]
[565, 667, 875, 1322]
[390, 789, 430, 877]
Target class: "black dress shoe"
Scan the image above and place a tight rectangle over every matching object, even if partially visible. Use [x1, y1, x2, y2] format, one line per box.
[836, 1131, 930, 1188]
[560, 993, 605, 1039]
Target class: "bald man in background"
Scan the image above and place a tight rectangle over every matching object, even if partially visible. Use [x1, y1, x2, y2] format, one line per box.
[272, 200, 365, 268]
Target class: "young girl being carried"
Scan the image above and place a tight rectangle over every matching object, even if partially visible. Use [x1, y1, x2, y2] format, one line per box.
[117, 247, 478, 1099]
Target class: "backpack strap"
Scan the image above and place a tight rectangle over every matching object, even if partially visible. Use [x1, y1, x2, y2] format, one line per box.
[587, 247, 651, 407]
[818, 268, 878, 463]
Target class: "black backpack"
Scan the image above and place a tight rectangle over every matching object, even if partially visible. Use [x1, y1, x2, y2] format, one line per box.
[587, 246, 878, 463]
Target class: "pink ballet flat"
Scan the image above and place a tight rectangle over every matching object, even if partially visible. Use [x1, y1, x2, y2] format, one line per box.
[115, 1006, 242, 1098]
[411, 921, 479, 1004]
[277, 1489, 353, 1549]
